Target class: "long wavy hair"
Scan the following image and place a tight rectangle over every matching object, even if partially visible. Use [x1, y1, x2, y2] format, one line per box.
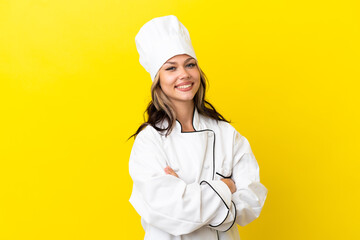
[128, 61, 230, 140]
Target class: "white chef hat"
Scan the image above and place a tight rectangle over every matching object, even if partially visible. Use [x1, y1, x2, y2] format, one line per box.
[135, 15, 197, 81]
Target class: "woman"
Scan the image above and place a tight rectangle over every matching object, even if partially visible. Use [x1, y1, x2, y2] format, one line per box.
[128, 15, 267, 240]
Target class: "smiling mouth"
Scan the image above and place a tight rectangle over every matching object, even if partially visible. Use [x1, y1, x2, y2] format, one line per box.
[175, 83, 193, 89]
[175, 83, 194, 92]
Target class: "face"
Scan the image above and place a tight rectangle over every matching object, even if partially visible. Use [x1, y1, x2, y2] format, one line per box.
[158, 54, 201, 105]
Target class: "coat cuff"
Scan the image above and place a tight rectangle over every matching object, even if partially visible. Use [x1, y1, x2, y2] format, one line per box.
[200, 180, 232, 228]
[205, 180, 232, 208]
[211, 201, 237, 232]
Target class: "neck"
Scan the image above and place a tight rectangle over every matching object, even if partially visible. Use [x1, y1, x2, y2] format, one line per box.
[173, 101, 195, 132]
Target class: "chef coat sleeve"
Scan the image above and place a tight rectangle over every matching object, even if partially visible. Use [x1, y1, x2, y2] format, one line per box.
[230, 131, 267, 227]
[128, 126, 233, 236]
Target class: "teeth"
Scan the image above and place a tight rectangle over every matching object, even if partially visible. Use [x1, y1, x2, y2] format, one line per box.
[177, 84, 192, 89]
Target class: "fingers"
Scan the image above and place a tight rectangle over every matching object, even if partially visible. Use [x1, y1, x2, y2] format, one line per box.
[221, 178, 236, 194]
[164, 166, 179, 178]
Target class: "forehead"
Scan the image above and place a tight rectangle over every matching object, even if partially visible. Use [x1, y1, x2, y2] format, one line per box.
[164, 54, 195, 64]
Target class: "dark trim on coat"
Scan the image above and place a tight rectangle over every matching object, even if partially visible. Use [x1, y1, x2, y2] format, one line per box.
[224, 201, 237, 232]
[176, 106, 217, 180]
[200, 180, 231, 228]
[216, 172, 233, 179]
[200, 180, 229, 209]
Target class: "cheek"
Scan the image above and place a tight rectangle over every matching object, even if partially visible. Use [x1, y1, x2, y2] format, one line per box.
[159, 79, 174, 94]
[159, 77, 168, 89]
[159, 73, 175, 86]
[192, 69, 201, 80]
[194, 73, 201, 86]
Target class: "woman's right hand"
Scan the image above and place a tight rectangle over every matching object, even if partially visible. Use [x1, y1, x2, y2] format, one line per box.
[165, 165, 236, 193]
[221, 178, 236, 194]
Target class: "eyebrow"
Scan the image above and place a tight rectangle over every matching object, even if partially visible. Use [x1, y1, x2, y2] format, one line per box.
[164, 57, 195, 65]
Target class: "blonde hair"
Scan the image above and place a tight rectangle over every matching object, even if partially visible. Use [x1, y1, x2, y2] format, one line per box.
[128, 62, 229, 139]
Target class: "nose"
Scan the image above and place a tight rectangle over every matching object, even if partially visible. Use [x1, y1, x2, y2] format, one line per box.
[178, 67, 190, 80]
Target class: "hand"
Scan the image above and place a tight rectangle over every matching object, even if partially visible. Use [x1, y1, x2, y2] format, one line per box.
[221, 178, 236, 194]
[164, 166, 179, 178]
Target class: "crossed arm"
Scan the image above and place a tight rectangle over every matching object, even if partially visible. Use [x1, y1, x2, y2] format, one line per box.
[164, 166, 236, 194]
[129, 127, 267, 236]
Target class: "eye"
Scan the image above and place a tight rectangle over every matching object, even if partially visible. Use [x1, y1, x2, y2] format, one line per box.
[187, 63, 196, 68]
[165, 67, 176, 71]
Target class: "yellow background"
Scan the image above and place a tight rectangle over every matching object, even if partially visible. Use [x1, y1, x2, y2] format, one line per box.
[1, 0, 359, 239]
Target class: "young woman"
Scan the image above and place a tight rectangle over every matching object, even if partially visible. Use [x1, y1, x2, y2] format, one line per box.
[128, 15, 267, 240]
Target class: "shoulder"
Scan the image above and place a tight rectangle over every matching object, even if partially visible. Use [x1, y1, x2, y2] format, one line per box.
[204, 116, 243, 139]
[133, 124, 163, 146]
[205, 117, 251, 152]
[130, 125, 167, 164]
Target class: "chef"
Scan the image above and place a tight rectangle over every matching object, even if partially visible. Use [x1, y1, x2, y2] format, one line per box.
[128, 15, 267, 240]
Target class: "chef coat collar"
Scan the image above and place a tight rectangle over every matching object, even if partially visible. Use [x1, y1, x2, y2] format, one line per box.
[155, 106, 202, 134]
[174, 106, 200, 133]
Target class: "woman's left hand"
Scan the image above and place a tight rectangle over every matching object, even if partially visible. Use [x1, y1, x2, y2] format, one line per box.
[164, 166, 179, 178]
[220, 178, 236, 194]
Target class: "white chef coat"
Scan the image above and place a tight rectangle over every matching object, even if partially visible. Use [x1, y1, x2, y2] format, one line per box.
[129, 107, 267, 240]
